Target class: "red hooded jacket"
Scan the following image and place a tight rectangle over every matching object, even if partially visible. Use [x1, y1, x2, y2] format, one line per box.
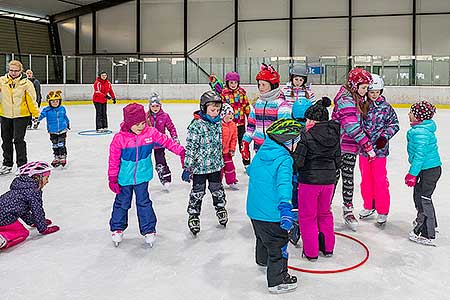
[92, 77, 116, 104]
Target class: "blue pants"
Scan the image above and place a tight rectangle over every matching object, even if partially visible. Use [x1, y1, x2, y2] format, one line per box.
[109, 181, 157, 235]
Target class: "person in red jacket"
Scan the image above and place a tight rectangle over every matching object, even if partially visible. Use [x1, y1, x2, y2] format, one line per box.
[92, 71, 116, 132]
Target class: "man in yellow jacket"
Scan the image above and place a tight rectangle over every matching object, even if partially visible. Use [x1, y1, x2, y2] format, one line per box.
[0, 60, 39, 175]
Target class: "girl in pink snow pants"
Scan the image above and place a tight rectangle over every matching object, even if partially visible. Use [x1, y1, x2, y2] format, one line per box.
[359, 74, 399, 225]
[293, 98, 341, 260]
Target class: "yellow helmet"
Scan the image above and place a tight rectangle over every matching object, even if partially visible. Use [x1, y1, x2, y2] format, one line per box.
[47, 90, 62, 102]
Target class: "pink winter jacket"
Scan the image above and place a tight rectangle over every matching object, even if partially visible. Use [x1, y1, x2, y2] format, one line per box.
[108, 124, 185, 186]
[147, 108, 178, 149]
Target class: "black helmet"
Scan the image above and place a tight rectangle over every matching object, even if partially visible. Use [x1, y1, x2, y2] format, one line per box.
[200, 91, 222, 113]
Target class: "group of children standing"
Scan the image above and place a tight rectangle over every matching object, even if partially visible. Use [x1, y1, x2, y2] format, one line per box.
[0, 63, 442, 295]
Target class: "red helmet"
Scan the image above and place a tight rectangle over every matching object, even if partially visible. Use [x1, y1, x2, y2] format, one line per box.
[347, 68, 373, 92]
[256, 64, 280, 85]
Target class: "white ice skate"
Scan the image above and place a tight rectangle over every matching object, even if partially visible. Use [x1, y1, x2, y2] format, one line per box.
[0, 234, 6, 249]
[228, 183, 239, 190]
[268, 275, 297, 294]
[359, 208, 375, 219]
[343, 204, 358, 231]
[144, 232, 156, 247]
[409, 231, 436, 247]
[162, 182, 170, 192]
[0, 165, 12, 176]
[376, 214, 388, 227]
[111, 230, 123, 247]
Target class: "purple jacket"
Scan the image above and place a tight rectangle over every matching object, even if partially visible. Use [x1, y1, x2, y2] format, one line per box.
[148, 109, 178, 149]
[331, 86, 371, 154]
[0, 176, 48, 233]
[360, 96, 399, 157]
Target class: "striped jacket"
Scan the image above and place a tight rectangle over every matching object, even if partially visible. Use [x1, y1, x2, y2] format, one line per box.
[243, 88, 291, 151]
[108, 124, 185, 186]
[361, 96, 399, 157]
[331, 86, 371, 154]
[221, 87, 250, 126]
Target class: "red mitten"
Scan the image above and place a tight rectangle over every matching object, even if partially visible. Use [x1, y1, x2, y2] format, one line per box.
[375, 136, 388, 149]
[31, 219, 52, 227]
[108, 176, 121, 194]
[405, 173, 417, 187]
[241, 141, 250, 161]
[40, 225, 60, 235]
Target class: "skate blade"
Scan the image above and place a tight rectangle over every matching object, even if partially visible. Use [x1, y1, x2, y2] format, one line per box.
[345, 223, 357, 232]
[113, 241, 120, 247]
[375, 222, 386, 229]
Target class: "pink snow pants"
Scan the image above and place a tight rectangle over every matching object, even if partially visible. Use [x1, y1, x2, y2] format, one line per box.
[359, 156, 390, 215]
[222, 153, 238, 185]
[298, 183, 335, 258]
[0, 221, 29, 250]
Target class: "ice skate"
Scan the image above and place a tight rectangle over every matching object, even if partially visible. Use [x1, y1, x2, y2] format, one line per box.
[302, 251, 318, 262]
[162, 182, 170, 192]
[268, 274, 297, 294]
[0, 234, 6, 249]
[359, 208, 375, 219]
[409, 231, 436, 247]
[59, 155, 67, 167]
[228, 183, 239, 190]
[343, 203, 358, 231]
[111, 230, 123, 247]
[144, 232, 156, 247]
[0, 165, 12, 175]
[51, 157, 61, 168]
[216, 207, 228, 227]
[376, 214, 388, 227]
[188, 215, 200, 236]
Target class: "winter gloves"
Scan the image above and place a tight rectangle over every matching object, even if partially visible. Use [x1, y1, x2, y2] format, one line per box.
[375, 136, 388, 149]
[364, 143, 376, 162]
[182, 169, 192, 183]
[241, 140, 250, 161]
[405, 173, 417, 187]
[40, 225, 60, 235]
[279, 202, 294, 232]
[109, 176, 121, 194]
[105, 95, 116, 103]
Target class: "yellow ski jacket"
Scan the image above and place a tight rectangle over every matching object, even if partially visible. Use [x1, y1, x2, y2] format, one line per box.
[0, 73, 39, 118]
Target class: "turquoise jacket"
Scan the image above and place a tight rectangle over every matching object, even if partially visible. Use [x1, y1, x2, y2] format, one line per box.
[407, 119, 441, 176]
[246, 138, 293, 222]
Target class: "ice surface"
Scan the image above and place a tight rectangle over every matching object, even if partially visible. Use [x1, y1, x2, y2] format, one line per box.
[0, 103, 449, 300]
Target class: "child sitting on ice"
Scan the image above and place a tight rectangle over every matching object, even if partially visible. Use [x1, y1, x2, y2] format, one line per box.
[0, 161, 60, 250]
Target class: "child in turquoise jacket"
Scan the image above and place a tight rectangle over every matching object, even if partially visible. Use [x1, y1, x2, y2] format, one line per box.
[405, 100, 441, 246]
[246, 118, 302, 294]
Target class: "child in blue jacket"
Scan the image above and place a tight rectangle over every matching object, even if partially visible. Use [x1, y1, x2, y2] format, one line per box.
[246, 118, 302, 294]
[405, 100, 441, 246]
[38, 90, 70, 168]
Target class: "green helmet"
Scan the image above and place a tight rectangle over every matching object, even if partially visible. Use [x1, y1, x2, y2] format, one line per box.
[267, 118, 303, 146]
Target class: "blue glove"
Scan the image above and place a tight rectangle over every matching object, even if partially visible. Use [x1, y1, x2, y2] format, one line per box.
[279, 202, 294, 232]
[181, 169, 192, 183]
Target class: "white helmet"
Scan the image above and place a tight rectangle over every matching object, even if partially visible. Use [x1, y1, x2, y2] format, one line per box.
[368, 74, 384, 91]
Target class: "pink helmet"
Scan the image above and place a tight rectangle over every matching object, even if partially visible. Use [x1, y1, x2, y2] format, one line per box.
[17, 161, 52, 177]
[225, 71, 240, 82]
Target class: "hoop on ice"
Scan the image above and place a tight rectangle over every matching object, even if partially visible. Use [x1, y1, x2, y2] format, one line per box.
[78, 129, 113, 136]
[288, 232, 370, 274]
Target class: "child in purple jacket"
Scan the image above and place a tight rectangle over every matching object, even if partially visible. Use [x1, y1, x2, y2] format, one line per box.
[359, 74, 399, 226]
[147, 92, 179, 191]
[0, 161, 60, 250]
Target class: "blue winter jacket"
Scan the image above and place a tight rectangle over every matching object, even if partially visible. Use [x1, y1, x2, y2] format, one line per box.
[247, 138, 293, 222]
[38, 105, 70, 134]
[407, 119, 441, 176]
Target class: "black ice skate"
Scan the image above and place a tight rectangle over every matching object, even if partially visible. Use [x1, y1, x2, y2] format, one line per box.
[268, 274, 298, 294]
[51, 157, 61, 168]
[188, 215, 200, 236]
[216, 207, 228, 227]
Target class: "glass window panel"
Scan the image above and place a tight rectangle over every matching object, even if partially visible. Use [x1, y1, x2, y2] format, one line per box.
[79, 13, 93, 54]
[81, 57, 96, 84]
[433, 57, 449, 86]
[239, 0, 288, 20]
[416, 15, 450, 55]
[190, 27, 234, 58]
[141, 0, 183, 53]
[294, 0, 348, 17]
[143, 58, 158, 84]
[352, 16, 412, 56]
[239, 21, 289, 57]
[353, 0, 412, 15]
[417, 0, 450, 13]
[96, 1, 136, 53]
[416, 58, 433, 86]
[58, 18, 76, 55]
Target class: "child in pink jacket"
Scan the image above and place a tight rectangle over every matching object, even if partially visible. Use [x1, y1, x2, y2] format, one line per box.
[108, 103, 185, 247]
[147, 92, 179, 191]
[221, 103, 238, 190]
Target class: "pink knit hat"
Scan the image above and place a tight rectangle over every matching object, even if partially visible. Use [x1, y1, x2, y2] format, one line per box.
[122, 103, 147, 131]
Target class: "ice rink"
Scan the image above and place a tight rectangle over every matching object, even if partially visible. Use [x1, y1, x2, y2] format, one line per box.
[0, 102, 449, 300]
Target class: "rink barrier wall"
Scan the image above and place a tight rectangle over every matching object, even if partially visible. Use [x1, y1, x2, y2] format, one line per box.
[40, 84, 450, 108]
